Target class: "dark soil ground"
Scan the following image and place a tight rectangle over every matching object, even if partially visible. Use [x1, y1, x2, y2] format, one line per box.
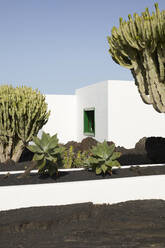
[1, 200, 165, 248]
[0, 166, 165, 247]
[0, 165, 165, 186]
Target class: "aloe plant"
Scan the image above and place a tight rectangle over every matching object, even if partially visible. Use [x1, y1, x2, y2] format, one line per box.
[84, 141, 121, 175]
[27, 132, 64, 176]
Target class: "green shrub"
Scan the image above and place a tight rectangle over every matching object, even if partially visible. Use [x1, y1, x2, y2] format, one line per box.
[62, 145, 89, 168]
[84, 141, 121, 175]
[63, 146, 75, 168]
[74, 150, 89, 168]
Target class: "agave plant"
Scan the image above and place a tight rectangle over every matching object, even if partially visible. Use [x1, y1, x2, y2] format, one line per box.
[84, 141, 121, 175]
[27, 132, 65, 176]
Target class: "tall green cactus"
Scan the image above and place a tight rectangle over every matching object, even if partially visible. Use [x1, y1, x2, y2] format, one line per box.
[0, 85, 50, 163]
[107, 3, 165, 113]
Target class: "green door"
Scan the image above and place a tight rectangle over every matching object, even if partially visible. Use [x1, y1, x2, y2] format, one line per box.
[84, 109, 95, 135]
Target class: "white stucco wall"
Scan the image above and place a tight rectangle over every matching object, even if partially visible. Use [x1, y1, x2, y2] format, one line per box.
[39, 80, 165, 148]
[42, 95, 77, 144]
[76, 81, 108, 142]
[108, 80, 165, 148]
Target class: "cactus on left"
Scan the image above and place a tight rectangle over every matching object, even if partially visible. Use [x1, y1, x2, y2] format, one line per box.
[0, 85, 50, 163]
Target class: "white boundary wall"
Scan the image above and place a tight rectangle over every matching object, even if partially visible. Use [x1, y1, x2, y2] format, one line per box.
[42, 95, 77, 144]
[108, 80, 165, 148]
[1, 175, 165, 211]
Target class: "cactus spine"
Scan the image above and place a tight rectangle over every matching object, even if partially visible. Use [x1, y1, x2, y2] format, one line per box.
[107, 3, 165, 113]
[0, 85, 50, 163]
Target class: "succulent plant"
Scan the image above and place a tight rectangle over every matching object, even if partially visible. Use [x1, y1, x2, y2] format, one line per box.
[107, 3, 165, 113]
[27, 132, 64, 176]
[63, 146, 75, 168]
[74, 150, 89, 168]
[84, 141, 121, 175]
[62, 145, 89, 168]
[0, 85, 50, 163]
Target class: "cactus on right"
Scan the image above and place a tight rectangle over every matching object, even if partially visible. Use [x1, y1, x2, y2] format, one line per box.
[107, 3, 165, 113]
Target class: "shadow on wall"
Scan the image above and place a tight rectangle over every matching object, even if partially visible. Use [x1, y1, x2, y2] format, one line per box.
[116, 137, 165, 165]
[145, 137, 165, 164]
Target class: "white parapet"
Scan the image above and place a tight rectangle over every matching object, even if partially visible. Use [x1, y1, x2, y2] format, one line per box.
[0, 175, 165, 211]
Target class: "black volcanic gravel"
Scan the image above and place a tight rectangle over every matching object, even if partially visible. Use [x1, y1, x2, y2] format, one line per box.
[0, 200, 165, 248]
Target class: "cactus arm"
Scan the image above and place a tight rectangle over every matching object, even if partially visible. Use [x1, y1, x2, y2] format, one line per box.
[0, 143, 5, 162]
[11, 140, 24, 162]
[108, 36, 134, 69]
[15, 87, 50, 144]
[157, 45, 165, 81]
[142, 48, 165, 112]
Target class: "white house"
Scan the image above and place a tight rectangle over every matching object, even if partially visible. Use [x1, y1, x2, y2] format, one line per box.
[42, 80, 165, 148]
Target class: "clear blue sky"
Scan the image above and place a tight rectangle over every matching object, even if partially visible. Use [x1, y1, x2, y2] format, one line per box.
[0, 0, 164, 94]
